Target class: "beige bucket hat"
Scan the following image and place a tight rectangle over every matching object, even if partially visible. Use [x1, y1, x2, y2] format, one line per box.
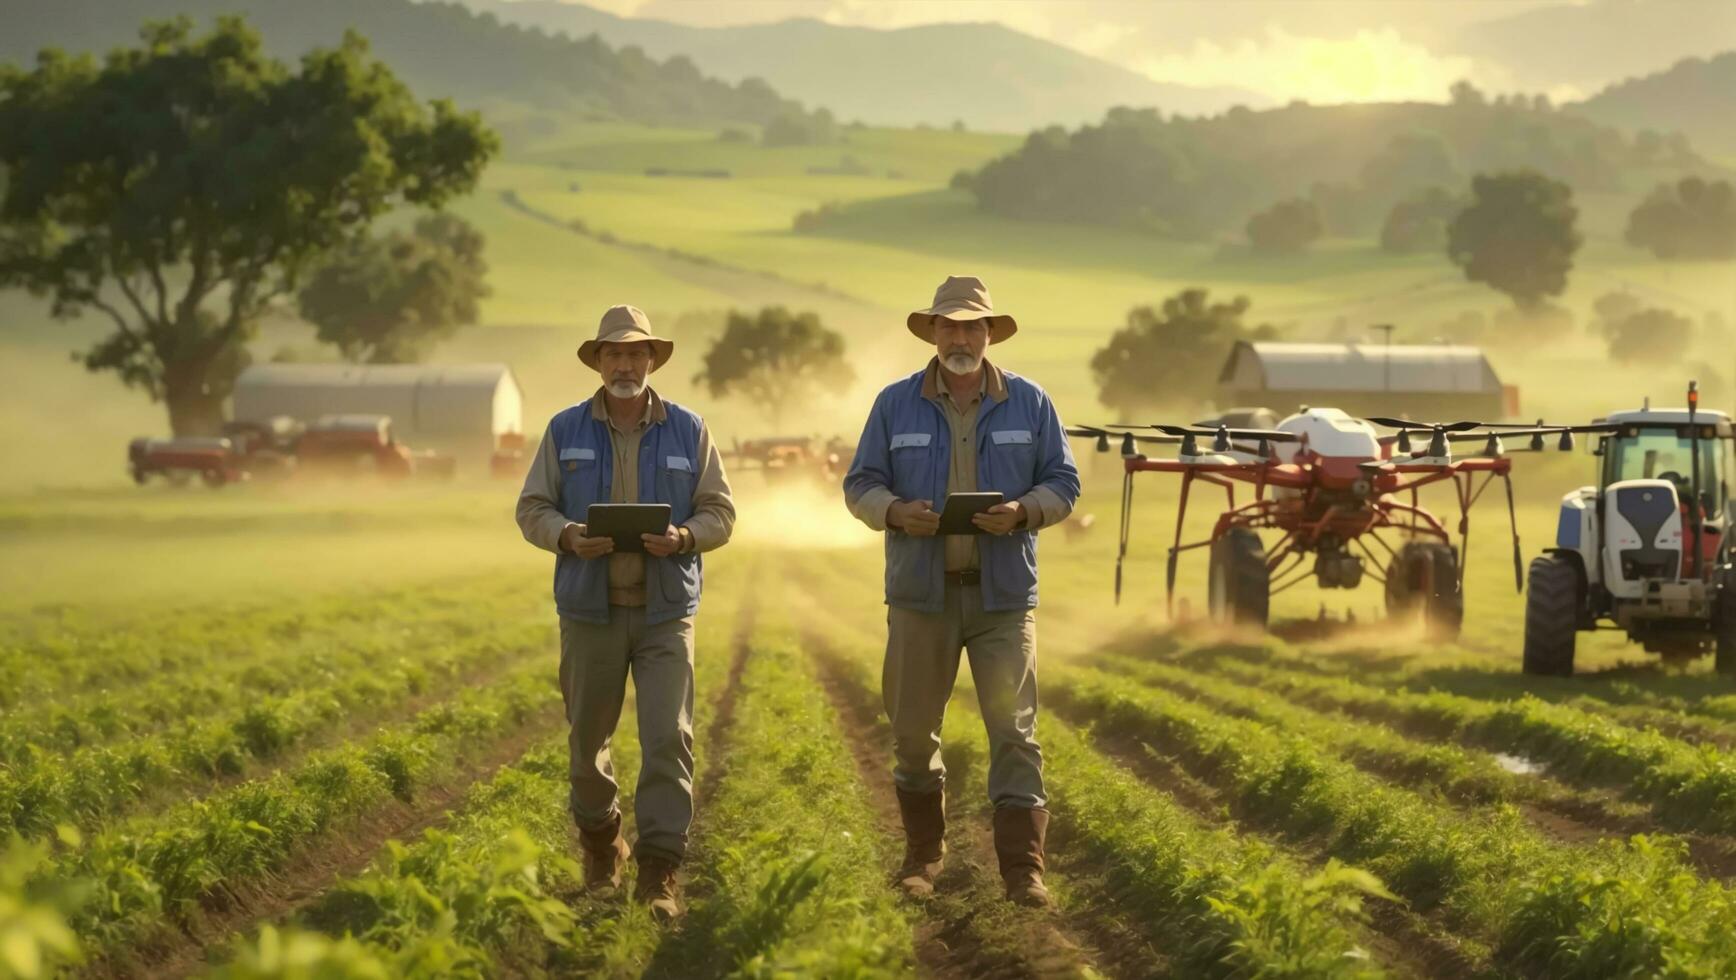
[907, 275, 1018, 344]
[577, 305, 675, 372]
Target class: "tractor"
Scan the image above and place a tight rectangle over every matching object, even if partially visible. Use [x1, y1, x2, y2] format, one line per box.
[1523, 383, 1736, 675]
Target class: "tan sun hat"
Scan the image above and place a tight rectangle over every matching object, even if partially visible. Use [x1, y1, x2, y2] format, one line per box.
[907, 275, 1018, 344]
[577, 305, 675, 372]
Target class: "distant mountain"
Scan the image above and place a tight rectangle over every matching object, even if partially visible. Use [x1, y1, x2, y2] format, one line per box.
[1574, 52, 1736, 158]
[1453, 0, 1736, 98]
[466, 0, 1268, 132]
[0, 0, 815, 129]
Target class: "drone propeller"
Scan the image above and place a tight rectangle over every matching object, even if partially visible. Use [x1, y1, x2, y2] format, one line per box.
[1066, 425, 1179, 455]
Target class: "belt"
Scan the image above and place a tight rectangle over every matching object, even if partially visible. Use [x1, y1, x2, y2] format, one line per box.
[944, 569, 980, 585]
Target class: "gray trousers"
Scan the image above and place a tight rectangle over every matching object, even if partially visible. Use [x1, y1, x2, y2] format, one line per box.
[558, 608, 695, 864]
[883, 582, 1046, 810]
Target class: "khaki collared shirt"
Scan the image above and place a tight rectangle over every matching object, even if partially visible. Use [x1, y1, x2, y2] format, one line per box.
[516, 387, 736, 607]
[936, 370, 986, 572]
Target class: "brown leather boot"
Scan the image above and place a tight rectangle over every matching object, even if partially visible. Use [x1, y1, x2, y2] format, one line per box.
[633, 855, 683, 923]
[578, 813, 630, 892]
[893, 787, 946, 898]
[992, 805, 1054, 908]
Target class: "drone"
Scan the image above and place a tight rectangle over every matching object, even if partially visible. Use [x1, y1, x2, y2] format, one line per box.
[1067, 408, 1604, 638]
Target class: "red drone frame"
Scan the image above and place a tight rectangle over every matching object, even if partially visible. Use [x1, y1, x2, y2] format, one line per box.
[1068, 410, 1585, 638]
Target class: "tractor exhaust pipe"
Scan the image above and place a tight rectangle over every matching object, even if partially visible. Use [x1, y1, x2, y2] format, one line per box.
[1689, 380, 1703, 580]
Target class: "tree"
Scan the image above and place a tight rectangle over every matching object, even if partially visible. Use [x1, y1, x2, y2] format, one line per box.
[693, 307, 853, 427]
[1245, 198, 1324, 254]
[1625, 177, 1736, 260]
[1090, 289, 1277, 416]
[1590, 290, 1643, 338]
[0, 18, 497, 434]
[1608, 307, 1695, 365]
[1380, 186, 1463, 254]
[1446, 171, 1581, 312]
[1360, 133, 1458, 202]
[297, 214, 490, 364]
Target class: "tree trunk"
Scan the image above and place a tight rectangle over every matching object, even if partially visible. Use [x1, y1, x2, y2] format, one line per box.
[162, 361, 228, 436]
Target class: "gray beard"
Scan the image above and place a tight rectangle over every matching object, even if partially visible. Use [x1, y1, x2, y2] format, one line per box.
[941, 352, 981, 375]
[607, 379, 645, 398]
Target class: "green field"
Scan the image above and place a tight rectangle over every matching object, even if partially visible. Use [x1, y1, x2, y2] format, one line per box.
[5, 120, 1735, 492]
[5, 472, 1736, 977]
[8, 114, 1736, 978]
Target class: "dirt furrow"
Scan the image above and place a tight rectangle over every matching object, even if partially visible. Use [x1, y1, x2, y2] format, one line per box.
[805, 636, 1125, 980]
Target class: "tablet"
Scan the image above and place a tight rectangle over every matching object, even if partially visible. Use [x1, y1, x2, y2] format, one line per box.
[937, 492, 1004, 535]
[585, 503, 673, 553]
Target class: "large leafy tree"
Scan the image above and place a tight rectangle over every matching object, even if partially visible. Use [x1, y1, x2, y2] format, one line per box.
[1090, 289, 1277, 416]
[1446, 171, 1581, 313]
[693, 307, 853, 427]
[0, 18, 497, 434]
[1625, 177, 1736, 260]
[297, 213, 490, 364]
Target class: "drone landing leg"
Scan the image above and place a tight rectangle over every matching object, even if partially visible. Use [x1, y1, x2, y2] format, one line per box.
[1116, 464, 1135, 605]
[1503, 472, 1523, 593]
[1166, 469, 1195, 617]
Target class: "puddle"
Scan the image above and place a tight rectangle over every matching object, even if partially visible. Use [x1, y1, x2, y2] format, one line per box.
[1494, 752, 1546, 776]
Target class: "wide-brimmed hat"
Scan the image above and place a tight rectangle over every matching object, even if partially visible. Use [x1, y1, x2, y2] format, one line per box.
[577, 305, 675, 372]
[907, 275, 1018, 344]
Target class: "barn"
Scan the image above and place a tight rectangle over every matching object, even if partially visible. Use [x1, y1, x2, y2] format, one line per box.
[232, 363, 523, 462]
[1218, 341, 1517, 420]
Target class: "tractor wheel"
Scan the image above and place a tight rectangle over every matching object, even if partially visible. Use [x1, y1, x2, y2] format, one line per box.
[130, 467, 148, 486]
[1715, 565, 1736, 676]
[1385, 541, 1464, 640]
[1208, 528, 1269, 627]
[202, 469, 227, 489]
[1523, 554, 1582, 677]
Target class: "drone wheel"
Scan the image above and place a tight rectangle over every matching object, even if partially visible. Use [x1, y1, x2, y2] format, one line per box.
[1386, 542, 1463, 640]
[1523, 554, 1580, 676]
[1208, 528, 1269, 627]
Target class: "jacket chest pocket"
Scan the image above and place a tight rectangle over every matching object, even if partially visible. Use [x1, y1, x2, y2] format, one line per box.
[889, 431, 934, 498]
[987, 428, 1036, 488]
[559, 447, 600, 508]
[655, 454, 696, 518]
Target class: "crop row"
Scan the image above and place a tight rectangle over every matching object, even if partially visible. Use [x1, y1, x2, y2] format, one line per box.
[807, 624, 1390, 980]
[0, 576, 542, 749]
[652, 626, 912, 976]
[0, 622, 548, 842]
[1051, 666, 1736, 976]
[1196, 655, 1736, 836]
[40, 660, 560, 964]
[207, 591, 750, 978]
[1100, 654, 1584, 811]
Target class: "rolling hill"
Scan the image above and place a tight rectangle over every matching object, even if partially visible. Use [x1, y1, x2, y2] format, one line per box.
[466, 0, 1267, 133]
[1575, 51, 1736, 158]
[0, 0, 818, 134]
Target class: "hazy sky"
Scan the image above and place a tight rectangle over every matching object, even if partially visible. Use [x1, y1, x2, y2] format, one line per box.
[553, 0, 1736, 103]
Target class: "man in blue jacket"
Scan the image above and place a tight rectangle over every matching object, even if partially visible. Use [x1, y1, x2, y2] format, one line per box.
[517, 305, 735, 923]
[843, 275, 1080, 907]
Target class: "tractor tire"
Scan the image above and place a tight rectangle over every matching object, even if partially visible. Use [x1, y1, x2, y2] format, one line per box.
[1715, 565, 1736, 677]
[130, 467, 148, 486]
[202, 469, 227, 489]
[1385, 541, 1464, 640]
[1523, 554, 1582, 677]
[1208, 528, 1269, 627]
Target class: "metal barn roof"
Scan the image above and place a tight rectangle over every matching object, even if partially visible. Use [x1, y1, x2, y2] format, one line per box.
[232, 363, 523, 441]
[1219, 342, 1502, 395]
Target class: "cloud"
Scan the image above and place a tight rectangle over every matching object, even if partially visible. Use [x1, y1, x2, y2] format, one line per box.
[1132, 26, 1495, 104]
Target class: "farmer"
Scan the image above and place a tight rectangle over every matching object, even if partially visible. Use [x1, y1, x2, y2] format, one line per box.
[516, 304, 735, 922]
[842, 275, 1081, 906]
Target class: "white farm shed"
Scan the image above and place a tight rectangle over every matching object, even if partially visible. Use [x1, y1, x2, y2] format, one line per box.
[1219, 342, 1516, 420]
[233, 363, 523, 462]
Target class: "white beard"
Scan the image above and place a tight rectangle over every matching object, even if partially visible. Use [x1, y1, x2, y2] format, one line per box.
[941, 352, 982, 375]
[607, 379, 646, 398]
